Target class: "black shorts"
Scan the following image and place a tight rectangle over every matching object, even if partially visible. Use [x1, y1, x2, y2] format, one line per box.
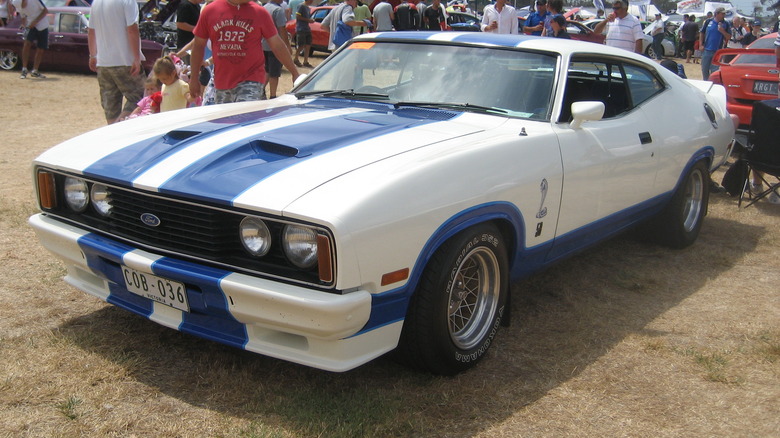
[26, 27, 49, 50]
[683, 40, 695, 52]
[296, 31, 312, 47]
[264, 51, 282, 78]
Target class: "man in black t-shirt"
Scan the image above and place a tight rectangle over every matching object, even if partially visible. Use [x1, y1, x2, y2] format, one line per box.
[422, 0, 445, 30]
[394, 0, 419, 30]
[176, 0, 203, 51]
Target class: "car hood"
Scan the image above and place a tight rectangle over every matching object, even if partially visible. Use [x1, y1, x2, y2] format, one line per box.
[35, 96, 505, 214]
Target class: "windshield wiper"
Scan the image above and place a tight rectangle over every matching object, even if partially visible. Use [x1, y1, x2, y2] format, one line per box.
[295, 89, 389, 100]
[394, 101, 507, 115]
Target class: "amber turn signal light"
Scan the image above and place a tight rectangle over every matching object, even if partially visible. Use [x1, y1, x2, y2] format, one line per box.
[37, 171, 57, 209]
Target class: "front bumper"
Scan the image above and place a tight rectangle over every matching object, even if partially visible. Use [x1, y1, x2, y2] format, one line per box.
[30, 213, 400, 371]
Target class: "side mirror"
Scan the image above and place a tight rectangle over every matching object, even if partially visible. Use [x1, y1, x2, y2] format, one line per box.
[570, 101, 605, 129]
[293, 73, 309, 88]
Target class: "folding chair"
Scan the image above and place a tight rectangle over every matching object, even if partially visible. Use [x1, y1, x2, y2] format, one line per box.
[739, 98, 780, 208]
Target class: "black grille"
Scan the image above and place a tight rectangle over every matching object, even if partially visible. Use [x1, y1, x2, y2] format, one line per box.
[108, 188, 241, 258]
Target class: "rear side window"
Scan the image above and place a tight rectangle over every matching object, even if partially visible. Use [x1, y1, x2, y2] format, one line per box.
[623, 64, 664, 107]
[560, 57, 665, 122]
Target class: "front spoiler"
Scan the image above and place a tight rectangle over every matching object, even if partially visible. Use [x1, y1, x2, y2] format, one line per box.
[29, 213, 401, 372]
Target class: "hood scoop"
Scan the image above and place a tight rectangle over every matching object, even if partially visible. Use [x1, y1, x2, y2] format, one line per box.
[164, 130, 202, 144]
[251, 140, 299, 159]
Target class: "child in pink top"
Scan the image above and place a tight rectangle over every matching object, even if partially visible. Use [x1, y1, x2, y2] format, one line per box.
[125, 78, 162, 120]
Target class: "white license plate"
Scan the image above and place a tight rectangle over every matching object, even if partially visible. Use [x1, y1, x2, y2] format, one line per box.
[752, 81, 778, 96]
[122, 266, 189, 312]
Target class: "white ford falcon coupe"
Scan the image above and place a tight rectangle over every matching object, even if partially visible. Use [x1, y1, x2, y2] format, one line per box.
[30, 33, 736, 375]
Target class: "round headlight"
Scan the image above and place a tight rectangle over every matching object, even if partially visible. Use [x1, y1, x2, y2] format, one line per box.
[282, 225, 318, 269]
[239, 217, 271, 257]
[64, 177, 89, 212]
[90, 184, 112, 216]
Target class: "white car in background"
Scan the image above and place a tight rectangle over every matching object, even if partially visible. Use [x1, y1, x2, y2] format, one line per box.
[30, 33, 735, 375]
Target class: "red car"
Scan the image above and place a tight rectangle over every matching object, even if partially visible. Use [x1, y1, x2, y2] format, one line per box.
[711, 33, 779, 129]
[520, 17, 605, 44]
[0, 7, 164, 73]
[286, 6, 335, 55]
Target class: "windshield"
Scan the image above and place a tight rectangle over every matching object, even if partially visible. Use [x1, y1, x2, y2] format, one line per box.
[294, 41, 558, 120]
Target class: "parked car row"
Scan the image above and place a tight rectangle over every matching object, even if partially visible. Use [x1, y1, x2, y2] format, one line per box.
[0, 7, 164, 73]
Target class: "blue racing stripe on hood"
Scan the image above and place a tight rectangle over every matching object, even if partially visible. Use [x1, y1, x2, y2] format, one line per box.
[152, 102, 459, 204]
[81, 105, 309, 185]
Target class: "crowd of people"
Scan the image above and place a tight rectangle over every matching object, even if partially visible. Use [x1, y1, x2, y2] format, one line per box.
[5, 0, 777, 125]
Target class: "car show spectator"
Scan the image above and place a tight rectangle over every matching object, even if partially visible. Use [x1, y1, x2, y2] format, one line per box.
[550, 14, 570, 39]
[393, 0, 419, 31]
[353, 0, 371, 35]
[125, 78, 162, 120]
[593, 0, 643, 54]
[422, 0, 446, 31]
[263, 0, 292, 99]
[373, 0, 394, 31]
[649, 13, 665, 60]
[189, 0, 299, 104]
[700, 7, 730, 80]
[481, 0, 518, 34]
[524, 0, 550, 36]
[541, 0, 561, 37]
[88, 0, 145, 124]
[727, 16, 744, 48]
[176, 0, 203, 57]
[680, 14, 699, 63]
[294, 0, 314, 68]
[153, 55, 193, 111]
[12, 0, 49, 79]
[321, 0, 367, 49]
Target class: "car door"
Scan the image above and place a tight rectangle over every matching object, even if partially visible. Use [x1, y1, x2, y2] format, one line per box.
[550, 57, 661, 259]
[46, 11, 90, 72]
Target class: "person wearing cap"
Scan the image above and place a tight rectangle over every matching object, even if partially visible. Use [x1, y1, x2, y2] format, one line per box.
[593, 0, 643, 54]
[525, 0, 550, 36]
[649, 12, 665, 60]
[700, 7, 730, 80]
[740, 20, 761, 47]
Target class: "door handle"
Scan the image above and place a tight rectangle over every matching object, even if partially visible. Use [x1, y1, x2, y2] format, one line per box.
[639, 132, 652, 144]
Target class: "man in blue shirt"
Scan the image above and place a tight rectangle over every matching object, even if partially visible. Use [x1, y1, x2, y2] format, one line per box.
[525, 0, 550, 36]
[700, 7, 730, 80]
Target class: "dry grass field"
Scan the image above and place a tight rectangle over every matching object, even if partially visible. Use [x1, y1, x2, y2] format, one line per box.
[0, 58, 778, 438]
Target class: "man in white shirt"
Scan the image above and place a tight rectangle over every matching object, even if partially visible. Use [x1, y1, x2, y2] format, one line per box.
[321, 0, 366, 50]
[11, 0, 49, 79]
[593, 0, 643, 54]
[88, 0, 145, 124]
[481, 0, 518, 34]
[373, 0, 394, 31]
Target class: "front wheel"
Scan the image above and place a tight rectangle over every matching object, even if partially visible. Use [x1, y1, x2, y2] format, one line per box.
[653, 161, 710, 248]
[397, 224, 508, 375]
[0, 50, 19, 70]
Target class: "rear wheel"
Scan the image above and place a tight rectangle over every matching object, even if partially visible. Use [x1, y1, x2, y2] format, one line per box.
[397, 224, 508, 375]
[0, 50, 19, 70]
[653, 161, 710, 248]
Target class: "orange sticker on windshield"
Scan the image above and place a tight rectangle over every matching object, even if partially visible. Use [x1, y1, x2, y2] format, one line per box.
[348, 42, 375, 50]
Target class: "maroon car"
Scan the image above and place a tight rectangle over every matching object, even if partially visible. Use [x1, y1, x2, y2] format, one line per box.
[0, 7, 164, 73]
[711, 33, 779, 129]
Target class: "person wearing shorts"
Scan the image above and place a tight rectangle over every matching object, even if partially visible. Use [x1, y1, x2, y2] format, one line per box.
[294, 0, 314, 68]
[88, 0, 146, 124]
[11, 0, 49, 79]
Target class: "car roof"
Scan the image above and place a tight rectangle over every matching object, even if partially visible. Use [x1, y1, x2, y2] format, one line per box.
[353, 31, 648, 61]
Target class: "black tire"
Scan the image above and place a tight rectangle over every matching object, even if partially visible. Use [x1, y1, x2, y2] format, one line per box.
[653, 161, 710, 248]
[397, 224, 509, 375]
[0, 49, 19, 70]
